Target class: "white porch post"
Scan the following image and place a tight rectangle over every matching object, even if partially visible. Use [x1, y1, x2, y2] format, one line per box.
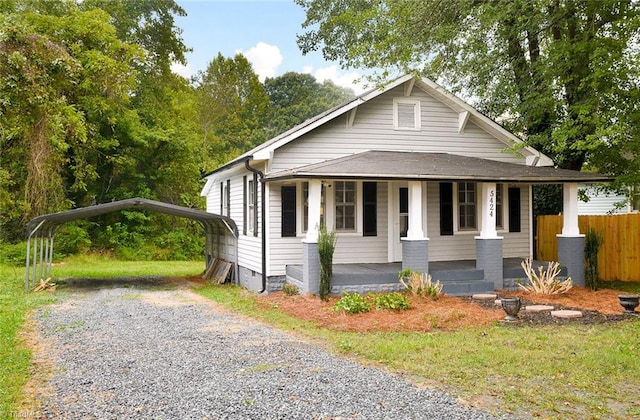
[557, 183, 585, 286]
[561, 183, 580, 236]
[402, 181, 429, 274]
[406, 181, 426, 239]
[302, 179, 322, 294]
[479, 182, 498, 238]
[305, 179, 322, 242]
[476, 182, 503, 290]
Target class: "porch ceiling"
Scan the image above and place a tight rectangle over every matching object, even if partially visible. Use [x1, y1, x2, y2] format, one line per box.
[265, 151, 611, 183]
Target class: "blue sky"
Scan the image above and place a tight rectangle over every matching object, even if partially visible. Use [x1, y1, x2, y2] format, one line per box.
[172, 0, 366, 93]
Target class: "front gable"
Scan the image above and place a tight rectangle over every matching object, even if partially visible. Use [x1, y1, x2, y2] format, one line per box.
[268, 82, 538, 173]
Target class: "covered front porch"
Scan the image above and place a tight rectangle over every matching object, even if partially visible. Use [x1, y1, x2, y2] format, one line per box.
[286, 258, 567, 296]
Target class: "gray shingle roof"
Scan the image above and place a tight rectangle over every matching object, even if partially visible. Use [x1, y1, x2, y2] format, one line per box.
[265, 151, 610, 183]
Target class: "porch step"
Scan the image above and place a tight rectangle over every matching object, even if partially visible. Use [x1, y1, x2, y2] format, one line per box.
[440, 280, 495, 296]
[503, 261, 568, 279]
[430, 267, 484, 282]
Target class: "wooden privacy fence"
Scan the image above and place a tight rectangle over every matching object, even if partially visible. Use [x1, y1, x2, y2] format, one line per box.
[537, 213, 640, 282]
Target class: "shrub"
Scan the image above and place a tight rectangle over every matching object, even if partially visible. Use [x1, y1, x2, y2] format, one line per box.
[282, 283, 299, 296]
[518, 258, 573, 294]
[0, 241, 27, 266]
[399, 270, 442, 299]
[333, 292, 371, 314]
[375, 292, 410, 311]
[584, 228, 603, 291]
[318, 224, 337, 301]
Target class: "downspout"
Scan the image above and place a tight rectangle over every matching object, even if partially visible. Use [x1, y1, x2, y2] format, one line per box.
[245, 158, 267, 293]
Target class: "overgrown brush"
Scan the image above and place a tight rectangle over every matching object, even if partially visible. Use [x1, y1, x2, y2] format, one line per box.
[518, 258, 573, 295]
[398, 269, 442, 298]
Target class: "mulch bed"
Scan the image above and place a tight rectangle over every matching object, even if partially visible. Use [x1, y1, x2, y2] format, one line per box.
[258, 286, 639, 332]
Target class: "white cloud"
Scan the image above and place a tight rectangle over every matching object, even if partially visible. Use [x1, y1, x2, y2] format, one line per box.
[170, 62, 193, 79]
[310, 65, 367, 95]
[242, 42, 283, 82]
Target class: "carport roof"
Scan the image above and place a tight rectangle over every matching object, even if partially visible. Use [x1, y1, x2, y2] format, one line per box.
[26, 197, 237, 237]
[265, 151, 611, 183]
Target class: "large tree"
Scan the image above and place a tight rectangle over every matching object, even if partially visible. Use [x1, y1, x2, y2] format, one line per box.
[1, 3, 140, 238]
[296, 0, 640, 191]
[196, 53, 270, 170]
[264, 72, 354, 138]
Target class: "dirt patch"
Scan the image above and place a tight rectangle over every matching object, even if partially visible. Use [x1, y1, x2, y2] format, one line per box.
[258, 287, 639, 332]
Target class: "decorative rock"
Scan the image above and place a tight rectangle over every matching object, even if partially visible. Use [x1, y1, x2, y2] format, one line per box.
[551, 309, 583, 319]
[494, 299, 502, 306]
[472, 293, 497, 300]
[525, 305, 555, 313]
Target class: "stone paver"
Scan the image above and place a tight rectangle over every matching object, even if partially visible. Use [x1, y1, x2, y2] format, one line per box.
[525, 305, 555, 312]
[551, 309, 583, 318]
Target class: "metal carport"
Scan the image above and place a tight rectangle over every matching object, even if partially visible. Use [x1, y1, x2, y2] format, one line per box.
[24, 197, 238, 292]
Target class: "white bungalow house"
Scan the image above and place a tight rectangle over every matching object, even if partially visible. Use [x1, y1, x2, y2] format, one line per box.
[200, 75, 608, 295]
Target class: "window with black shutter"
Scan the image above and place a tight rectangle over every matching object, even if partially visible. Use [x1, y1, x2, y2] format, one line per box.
[363, 182, 377, 236]
[281, 186, 297, 237]
[439, 182, 454, 235]
[508, 187, 521, 232]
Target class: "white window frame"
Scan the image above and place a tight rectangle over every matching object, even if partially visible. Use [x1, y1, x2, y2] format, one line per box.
[298, 180, 363, 236]
[455, 182, 478, 232]
[393, 98, 421, 130]
[248, 179, 256, 235]
[334, 181, 357, 232]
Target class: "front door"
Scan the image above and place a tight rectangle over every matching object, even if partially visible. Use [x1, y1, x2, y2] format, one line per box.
[390, 184, 408, 262]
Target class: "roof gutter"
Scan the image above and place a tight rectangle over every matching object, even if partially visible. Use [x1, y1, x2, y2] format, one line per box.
[244, 158, 267, 293]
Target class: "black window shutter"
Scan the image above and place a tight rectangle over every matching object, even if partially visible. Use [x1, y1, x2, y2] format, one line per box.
[363, 182, 377, 236]
[226, 179, 231, 217]
[219, 182, 223, 215]
[439, 182, 454, 236]
[508, 187, 521, 232]
[281, 185, 297, 237]
[243, 175, 247, 235]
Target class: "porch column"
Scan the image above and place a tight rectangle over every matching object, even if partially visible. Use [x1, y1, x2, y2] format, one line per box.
[302, 179, 322, 294]
[475, 182, 504, 289]
[557, 183, 585, 286]
[402, 181, 429, 274]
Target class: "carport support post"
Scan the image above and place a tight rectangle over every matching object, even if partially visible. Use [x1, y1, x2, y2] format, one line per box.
[557, 183, 585, 286]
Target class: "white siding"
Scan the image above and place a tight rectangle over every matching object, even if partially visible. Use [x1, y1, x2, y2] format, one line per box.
[578, 185, 630, 215]
[270, 86, 525, 173]
[268, 181, 389, 276]
[426, 182, 530, 261]
[203, 166, 263, 272]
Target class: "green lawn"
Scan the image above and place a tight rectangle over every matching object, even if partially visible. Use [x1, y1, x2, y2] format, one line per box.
[196, 284, 640, 420]
[0, 257, 203, 417]
[3, 256, 639, 419]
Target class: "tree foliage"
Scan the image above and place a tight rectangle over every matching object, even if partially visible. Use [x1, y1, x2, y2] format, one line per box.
[0, 0, 357, 259]
[264, 72, 354, 137]
[297, 0, 640, 191]
[196, 53, 270, 170]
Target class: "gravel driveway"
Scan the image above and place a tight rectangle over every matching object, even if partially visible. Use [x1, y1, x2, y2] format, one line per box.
[32, 283, 503, 419]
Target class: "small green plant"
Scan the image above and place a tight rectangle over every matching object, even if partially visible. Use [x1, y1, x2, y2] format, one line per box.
[375, 292, 410, 311]
[399, 270, 442, 298]
[318, 224, 337, 301]
[584, 227, 603, 291]
[282, 283, 299, 296]
[333, 292, 371, 314]
[518, 257, 573, 294]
